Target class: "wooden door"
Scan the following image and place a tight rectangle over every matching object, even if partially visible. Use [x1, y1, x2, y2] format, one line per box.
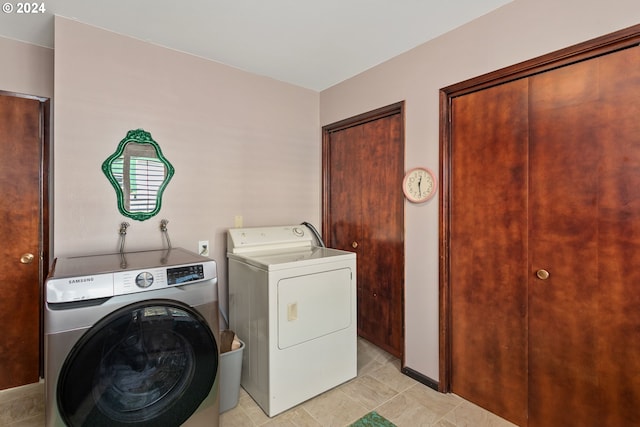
[528, 45, 640, 427]
[449, 80, 530, 426]
[323, 103, 405, 358]
[443, 28, 640, 427]
[0, 93, 47, 389]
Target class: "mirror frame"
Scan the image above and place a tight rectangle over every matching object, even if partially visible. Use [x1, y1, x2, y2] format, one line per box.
[102, 129, 175, 221]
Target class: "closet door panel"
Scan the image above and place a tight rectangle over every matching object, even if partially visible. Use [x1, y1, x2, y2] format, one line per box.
[324, 107, 405, 358]
[449, 80, 529, 426]
[528, 60, 602, 426]
[529, 46, 640, 427]
[358, 115, 405, 356]
[593, 46, 640, 426]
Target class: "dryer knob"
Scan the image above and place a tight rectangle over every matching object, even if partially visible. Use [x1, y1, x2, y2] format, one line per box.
[135, 272, 154, 288]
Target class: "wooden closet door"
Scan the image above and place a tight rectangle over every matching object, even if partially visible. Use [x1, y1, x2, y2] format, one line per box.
[0, 94, 43, 389]
[449, 80, 529, 426]
[323, 106, 405, 358]
[448, 43, 640, 427]
[528, 45, 640, 427]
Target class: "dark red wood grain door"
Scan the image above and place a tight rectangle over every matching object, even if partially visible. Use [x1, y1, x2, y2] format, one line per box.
[449, 79, 530, 426]
[527, 45, 640, 427]
[0, 93, 44, 389]
[323, 103, 405, 358]
[448, 43, 640, 426]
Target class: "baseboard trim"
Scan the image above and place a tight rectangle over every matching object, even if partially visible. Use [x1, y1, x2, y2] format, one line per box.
[401, 366, 439, 391]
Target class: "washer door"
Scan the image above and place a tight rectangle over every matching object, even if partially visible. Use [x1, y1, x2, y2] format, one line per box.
[57, 299, 218, 427]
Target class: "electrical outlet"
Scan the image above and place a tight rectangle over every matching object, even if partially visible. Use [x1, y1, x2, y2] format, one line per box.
[198, 240, 209, 257]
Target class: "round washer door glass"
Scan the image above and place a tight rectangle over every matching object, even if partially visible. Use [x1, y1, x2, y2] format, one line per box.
[57, 300, 218, 427]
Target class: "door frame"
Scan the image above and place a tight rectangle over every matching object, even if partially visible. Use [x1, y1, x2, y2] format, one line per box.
[438, 24, 640, 392]
[0, 90, 51, 379]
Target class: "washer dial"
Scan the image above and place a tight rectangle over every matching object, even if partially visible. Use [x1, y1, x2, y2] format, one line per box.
[135, 272, 154, 288]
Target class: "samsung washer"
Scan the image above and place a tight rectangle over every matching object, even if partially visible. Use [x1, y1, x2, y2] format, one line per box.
[227, 225, 357, 417]
[44, 248, 219, 427]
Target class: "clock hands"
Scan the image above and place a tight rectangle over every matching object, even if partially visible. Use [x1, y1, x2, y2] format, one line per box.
[417, 176, 422, 197]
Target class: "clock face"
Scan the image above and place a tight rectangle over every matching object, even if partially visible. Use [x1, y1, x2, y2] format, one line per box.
[403, 167, 437, 203]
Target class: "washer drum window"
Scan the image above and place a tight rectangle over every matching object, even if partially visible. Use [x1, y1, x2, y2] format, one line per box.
[56, 299, 218, 427]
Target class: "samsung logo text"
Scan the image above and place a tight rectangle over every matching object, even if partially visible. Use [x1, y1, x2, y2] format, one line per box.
[68, 277, 94, 284]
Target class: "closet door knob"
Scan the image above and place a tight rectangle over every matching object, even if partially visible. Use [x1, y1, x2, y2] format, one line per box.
[20, 253, 35, 264]
[536, 269, 550, 280]
[352, 241, 358, 248]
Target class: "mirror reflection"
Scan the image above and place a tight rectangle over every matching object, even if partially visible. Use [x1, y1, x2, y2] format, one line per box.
[102, 129, 174, 221]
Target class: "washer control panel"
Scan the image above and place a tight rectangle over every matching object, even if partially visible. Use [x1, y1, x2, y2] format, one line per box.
[47, 261, 216, 303]
[167, 264, 204, 285]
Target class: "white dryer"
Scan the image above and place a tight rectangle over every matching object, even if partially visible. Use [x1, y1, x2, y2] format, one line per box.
[45, 248, 220, 427]
[227, 224, 357, 417]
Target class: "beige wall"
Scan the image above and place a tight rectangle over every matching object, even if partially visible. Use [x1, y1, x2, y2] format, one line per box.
[0, 37, 53, 98]
[320, 0, 640, 380]
[53, 17, 320, 321]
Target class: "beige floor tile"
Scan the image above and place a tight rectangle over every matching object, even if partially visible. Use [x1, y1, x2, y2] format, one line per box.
[367, 358, 418, 393]
[0, 383, 44, 426]
[219, 407, 255, 427]
[357, 357, 386, 377]
[236, 389, 272, 425]
[375, 383, 464, 427]
[262, 407, 322, 427]
[0, 382, 43, 402]
[443, 399, 518, 427]
[376, 392, 446, 426]
[431, 417, 458, 427]
[301, 387, 369, 427]
[339, 375, 399, 410]
[402, 384, 463, 414]
[6, 413, 45, 427]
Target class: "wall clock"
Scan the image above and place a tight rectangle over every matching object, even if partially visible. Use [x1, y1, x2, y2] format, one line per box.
[402, 167, 437, 203]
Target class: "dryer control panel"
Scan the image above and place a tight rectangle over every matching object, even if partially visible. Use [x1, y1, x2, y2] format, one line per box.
[227, 225, 314, 254]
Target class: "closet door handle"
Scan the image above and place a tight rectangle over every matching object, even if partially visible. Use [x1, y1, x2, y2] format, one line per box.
[536, 269, 550, 280]
[352, 241, 358, 248]
[20, 253, 35, 264]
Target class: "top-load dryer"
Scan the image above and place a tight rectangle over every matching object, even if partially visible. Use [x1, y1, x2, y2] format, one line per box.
[227, 224, 357, 417]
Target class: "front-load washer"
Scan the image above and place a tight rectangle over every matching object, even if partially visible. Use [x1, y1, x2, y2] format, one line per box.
[44, 248, 219, 427]
[227, 225, 357, 417]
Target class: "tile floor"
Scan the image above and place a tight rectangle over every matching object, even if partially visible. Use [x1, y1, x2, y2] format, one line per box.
[0, 381, 44, 427]
[220, 338, 517, 427]
[0, 338, 516, 427]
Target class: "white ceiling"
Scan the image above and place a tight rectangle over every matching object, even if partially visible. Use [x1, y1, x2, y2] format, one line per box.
[0, 0, 512, 91]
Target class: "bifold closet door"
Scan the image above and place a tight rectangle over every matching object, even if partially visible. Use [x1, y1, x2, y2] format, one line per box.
[449, 78, 530, 426]
[528, 45, 640, 427]
[450, 44, 640, 427]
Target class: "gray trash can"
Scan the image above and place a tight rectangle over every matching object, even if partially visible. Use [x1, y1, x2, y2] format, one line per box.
[219, 339, 244, 413]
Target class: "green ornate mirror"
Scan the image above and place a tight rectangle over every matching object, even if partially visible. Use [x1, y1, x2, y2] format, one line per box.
[102, 129, 174, 221]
